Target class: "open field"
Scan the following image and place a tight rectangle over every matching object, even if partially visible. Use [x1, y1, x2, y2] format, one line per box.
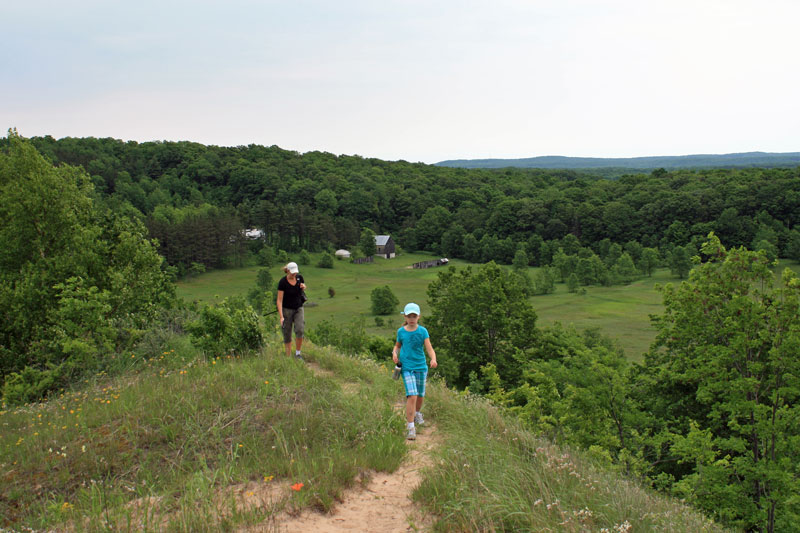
[177, 253, 667, 360]
[177, 255, 800, 362]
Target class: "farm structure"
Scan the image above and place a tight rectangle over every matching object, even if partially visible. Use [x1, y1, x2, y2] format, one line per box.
[374, 235, 396, 258]
[353, 256, 374, 265]
[412, 258, 449, 269]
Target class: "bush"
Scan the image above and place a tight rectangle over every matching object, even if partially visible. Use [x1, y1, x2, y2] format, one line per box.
[366, 335, 394, 360]
[257, 247, 275, 267]
[370, 285, 399, 315]
[256, 268, 273, 290]
[298, 249, 311, 265]
[187, 297, 263, 356]
[247, 288, 274, 316]
[328, 287, 335, 298]
[2, 365, 61, 406]
[317, 253, 334, 269]
[187, 262, 206, 277]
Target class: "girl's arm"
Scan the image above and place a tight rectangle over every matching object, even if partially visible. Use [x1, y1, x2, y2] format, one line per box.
[276, 290, 284, 324]
[424, 338, 437, 368]
[392, 342, 401, 364]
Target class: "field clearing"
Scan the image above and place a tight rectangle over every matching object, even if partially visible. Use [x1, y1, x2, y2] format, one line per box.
[177, 255, 800, 362]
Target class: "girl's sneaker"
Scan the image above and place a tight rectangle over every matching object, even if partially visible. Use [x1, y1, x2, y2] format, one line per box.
[406, 427, 416, 440]
[414, 412, 424, 426]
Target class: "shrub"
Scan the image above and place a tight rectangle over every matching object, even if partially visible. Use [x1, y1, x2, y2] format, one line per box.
[187, 297, 263, 356]
[366, 335, 394, 360]
[317, 253, 334, 269]
[328, 287, 335, 298]
[257, 247, 275, 267]
[370, 285, 399, 315]
[256, 268, 273, 290]
[187, 262, 206, 277]
[298, 249, 311, 265]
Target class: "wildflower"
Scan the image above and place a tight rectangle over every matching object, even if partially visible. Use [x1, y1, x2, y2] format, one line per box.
[264, 381, 269, 384]
[291, 482, 304, 491]
[264, 475, 274, 482]
[247, 491, 254, 497]
[61, 502, 73, 510]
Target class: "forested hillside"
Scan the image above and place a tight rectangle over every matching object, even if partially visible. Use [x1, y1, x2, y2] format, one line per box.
[7, 135, 800, 282]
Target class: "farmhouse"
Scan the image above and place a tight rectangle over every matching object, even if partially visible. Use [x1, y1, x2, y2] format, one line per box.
[374, 235, 396, 258]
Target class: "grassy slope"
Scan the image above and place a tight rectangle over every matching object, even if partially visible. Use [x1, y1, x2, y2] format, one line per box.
[178, 255, 800, 362]
[0, 335, 728, 532]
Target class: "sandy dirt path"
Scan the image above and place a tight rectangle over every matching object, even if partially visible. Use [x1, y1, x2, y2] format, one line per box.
[263, 362, 438, 533]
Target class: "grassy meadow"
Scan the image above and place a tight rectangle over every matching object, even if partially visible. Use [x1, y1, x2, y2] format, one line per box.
[178, 254, 800, 362]
[177, 253, 672, 360]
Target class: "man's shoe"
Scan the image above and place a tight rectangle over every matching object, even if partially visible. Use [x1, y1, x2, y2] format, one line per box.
[406, 427, 416, 440]
[414, 412, 424, 426]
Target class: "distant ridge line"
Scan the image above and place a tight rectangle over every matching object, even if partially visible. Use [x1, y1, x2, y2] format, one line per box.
[435, 151, 800, 170]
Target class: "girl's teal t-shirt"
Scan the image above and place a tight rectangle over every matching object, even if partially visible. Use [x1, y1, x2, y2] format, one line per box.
[396, 325, 430, 371]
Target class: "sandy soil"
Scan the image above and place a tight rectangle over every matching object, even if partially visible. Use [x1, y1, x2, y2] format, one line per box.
[254, 361, 438, 533]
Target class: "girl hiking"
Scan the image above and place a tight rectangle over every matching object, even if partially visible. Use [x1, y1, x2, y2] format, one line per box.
[392, 303, 437, 440]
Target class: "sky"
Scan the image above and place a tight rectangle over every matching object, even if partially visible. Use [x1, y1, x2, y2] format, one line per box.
[3, 0, 799, 164]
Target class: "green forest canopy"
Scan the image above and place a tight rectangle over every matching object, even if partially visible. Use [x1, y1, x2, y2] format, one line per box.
[3, 134, 798, 276]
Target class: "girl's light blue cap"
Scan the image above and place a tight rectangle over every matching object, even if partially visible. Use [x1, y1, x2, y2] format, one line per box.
[402, 302, 421, 315]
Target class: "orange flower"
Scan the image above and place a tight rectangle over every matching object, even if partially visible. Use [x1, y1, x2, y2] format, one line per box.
[291, 482, 304, 491]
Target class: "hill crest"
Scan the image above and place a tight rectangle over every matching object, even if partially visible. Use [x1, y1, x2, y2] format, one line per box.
[436, 151, 800, 169]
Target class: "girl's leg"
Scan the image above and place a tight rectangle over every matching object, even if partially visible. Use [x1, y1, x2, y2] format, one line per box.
[415, 396, 424, 412]
[406, 395, 417, 423]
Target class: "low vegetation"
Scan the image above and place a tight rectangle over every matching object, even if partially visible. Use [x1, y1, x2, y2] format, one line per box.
[1, 333, 728, 532]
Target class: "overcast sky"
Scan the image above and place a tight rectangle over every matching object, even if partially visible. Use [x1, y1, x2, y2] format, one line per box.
[3, 0, 799, 164]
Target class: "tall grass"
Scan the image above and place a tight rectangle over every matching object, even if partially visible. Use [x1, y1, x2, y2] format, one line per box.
[0, 337, 406, 531]
[415, 380, 731, 532]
